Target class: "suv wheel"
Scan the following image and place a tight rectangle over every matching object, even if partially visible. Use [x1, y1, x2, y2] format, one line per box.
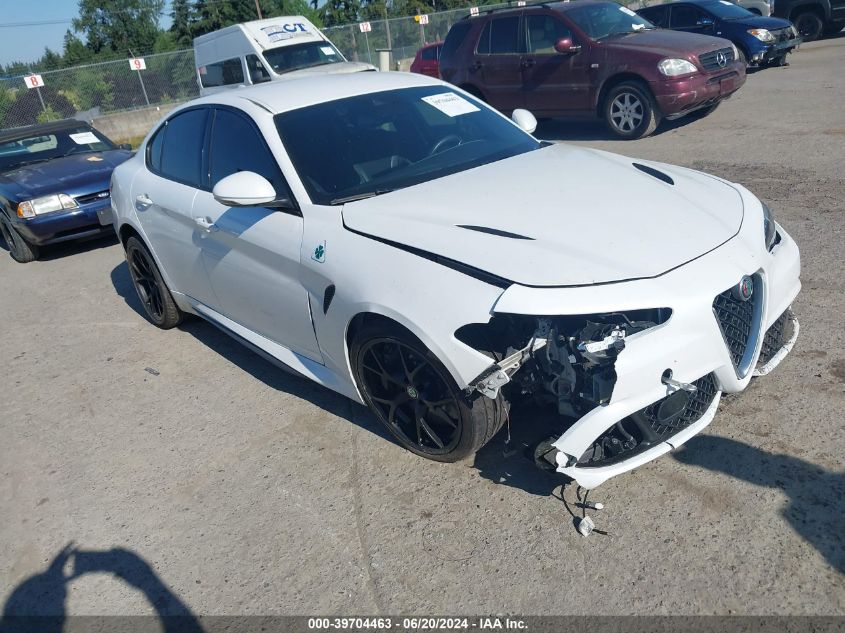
[603, 81, 660, 139]
[124, 236, 183, 329]
[793, 11, 824, 40]
[351, 322, 507, 462]
[0, 213, 39, 263]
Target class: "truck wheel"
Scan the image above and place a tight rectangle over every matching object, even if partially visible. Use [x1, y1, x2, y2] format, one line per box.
[793, 11, 824, 40]
[0, 214, 39, 263]
[603, 81, 660, 139]
[351, 322, 508, 462]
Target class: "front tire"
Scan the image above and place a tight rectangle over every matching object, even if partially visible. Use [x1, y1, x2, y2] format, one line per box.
[124, 236, 183, 329]
[351, 323, 507, 462]
[793, 11, 824, 40]
[603, 81, 660, 139]
[0, 214, 39, 263]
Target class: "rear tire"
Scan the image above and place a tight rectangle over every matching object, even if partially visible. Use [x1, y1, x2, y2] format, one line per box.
[351, 322, 507, 462]
[0, 214, 39, 263]
[124, 236, 183, 329]
[603, 81, 660, 139]
[793, 10, 824, 40]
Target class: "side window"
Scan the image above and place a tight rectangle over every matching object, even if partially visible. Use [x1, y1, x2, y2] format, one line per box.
[442, 21, 473, 59]
[209, 109, 290, 201]
[158, 109, 208, 187]
[421, 46, 438, 61]
[642, 7, 668, 26]
[199, 58, 245, 88]
[671, 6, 705, 27]
[526, 15, 572, 53]
[489, 16, 521, 54]
[246, 54, 271, 84]
[146, 125, 165, 172]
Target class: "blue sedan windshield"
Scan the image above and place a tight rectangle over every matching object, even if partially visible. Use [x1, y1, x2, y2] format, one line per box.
[0, 126, 115, 172]
[275, 86, 541, 205]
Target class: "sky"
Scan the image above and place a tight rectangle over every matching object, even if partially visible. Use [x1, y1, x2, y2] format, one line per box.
[0, 0, 174, 68]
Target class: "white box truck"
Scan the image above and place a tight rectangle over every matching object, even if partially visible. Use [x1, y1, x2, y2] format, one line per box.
[194, 16, 376, 95]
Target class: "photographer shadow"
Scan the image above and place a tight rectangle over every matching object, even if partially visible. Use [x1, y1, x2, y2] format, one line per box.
[0, 544, 203, 633]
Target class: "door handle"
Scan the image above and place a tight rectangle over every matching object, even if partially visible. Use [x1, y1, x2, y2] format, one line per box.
[194, 216, 218, 232]
[135, 194, 153, 209]
[521, 58, 536, 68]
[470, 60, 483, 70]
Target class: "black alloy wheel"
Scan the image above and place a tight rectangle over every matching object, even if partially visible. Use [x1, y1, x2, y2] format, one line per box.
[359, 337, 463, 456]
[124, 236, 182, 329]
[794, 11, 824, 40]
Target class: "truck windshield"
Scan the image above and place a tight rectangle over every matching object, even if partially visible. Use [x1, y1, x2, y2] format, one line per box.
[275, 86, 541, 206]
[262, 41, 345, 74]
[566, 2, 656, 39]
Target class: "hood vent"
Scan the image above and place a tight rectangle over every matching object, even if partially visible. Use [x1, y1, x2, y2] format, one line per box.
[456, 225, 534, 240]
[633, 162, 674, 186]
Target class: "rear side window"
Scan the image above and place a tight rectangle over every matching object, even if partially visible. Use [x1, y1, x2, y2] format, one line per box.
[478, 16, 521, 54]
[441, 22, 472, 59]
[158, 109, 208, 187]
[639, 6, 668, 26]
[671, 5, 706, 27]
[199, 58, 245, 88]
[209, 109, 290, 199]
[421, 46, 438, 61]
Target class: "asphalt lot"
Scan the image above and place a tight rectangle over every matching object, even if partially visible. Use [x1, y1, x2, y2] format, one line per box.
[1, 36, 844, 618]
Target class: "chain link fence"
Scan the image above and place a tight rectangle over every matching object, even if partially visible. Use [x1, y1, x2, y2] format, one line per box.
[0, 49, 199, 131]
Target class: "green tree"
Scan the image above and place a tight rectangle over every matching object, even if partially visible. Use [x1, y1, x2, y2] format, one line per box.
[72, 0, 166, 55]
[62, 31, 91, 66]
[170, 0, 195, 47]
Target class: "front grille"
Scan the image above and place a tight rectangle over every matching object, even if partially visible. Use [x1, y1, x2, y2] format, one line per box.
[75, 190, 110, 205]
[712, 287, 756, 369]
[578, 373, 719, 467]
[758, 310, 793, 366]
[698, 47, 735, 71]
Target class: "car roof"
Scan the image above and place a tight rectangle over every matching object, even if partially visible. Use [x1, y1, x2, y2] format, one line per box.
[0, 119, 87, 144]
[185, 70, 445, 115]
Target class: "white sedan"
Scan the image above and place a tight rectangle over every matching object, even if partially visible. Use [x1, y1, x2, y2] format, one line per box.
[110, 71, 800, 489]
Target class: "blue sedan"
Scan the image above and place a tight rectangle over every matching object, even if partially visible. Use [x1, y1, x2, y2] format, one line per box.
[638, 0, 801, 66]
[0, 119, 132, 262]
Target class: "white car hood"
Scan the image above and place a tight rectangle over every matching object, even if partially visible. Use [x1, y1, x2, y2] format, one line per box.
[284, 61, 375, 78]
[341, 144, 744, 287]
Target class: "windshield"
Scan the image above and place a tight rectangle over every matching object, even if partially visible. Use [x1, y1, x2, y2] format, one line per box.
[703, 0, 755, 19]
[262, 41, 345, 75]
[275, 86, 541, 205]
[566, 2, 655, 39]
[0, 126, 116, 172]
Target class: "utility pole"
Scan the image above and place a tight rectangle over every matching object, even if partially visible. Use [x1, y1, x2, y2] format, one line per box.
[255, 0, 263, 19]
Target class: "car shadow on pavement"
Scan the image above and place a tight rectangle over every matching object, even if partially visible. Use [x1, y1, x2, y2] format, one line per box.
[473, 399, 572, 497]
[673, 435, 845, 574]
[109, 261, 393, 445]
[0, 543, 203, 633]
[0, 232, 118, 262]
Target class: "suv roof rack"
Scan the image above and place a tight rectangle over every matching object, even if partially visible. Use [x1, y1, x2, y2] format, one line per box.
[460, 1, 551, 20]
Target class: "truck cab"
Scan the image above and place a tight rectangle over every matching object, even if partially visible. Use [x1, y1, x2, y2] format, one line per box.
[193, 16, 376, 95]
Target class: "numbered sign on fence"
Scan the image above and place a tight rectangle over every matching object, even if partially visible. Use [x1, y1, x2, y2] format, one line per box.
[24, 74, 44, 89]
[129, 58, 147, 71]
[417, 14, 429, 24]
[359, 21, 372, 33]
[517, 1, 526, 5]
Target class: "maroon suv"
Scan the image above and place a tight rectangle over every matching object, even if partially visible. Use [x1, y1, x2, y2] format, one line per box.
[439, 0, 747, 138]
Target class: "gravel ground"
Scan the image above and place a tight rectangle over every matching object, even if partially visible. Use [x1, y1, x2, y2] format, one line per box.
[1, 36, 843, 619]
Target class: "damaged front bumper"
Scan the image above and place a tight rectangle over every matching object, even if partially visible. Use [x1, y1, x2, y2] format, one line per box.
[470, 222, 801, 489]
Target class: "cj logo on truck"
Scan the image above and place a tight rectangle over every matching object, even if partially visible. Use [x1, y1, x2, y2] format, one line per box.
[733, 275, 754, 302]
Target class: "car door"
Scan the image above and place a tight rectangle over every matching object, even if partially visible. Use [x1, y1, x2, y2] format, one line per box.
[475, 14, 526, 111]
[131, 107, 218, 306]
[191, 107, 321, 361]
[669, 4, 717, 34]
[521, 12, 592, 113]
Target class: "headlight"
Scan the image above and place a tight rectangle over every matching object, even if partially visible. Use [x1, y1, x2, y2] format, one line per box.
[748, 28, 775, 42]
[657, 58, 697, 76]
[16, 194, 79, 219]
[762, 201, 777, 251]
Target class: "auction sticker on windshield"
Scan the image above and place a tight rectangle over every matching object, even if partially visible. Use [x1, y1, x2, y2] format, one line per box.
[69, 132, 100, 145]
[421, 93, 480, 117]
